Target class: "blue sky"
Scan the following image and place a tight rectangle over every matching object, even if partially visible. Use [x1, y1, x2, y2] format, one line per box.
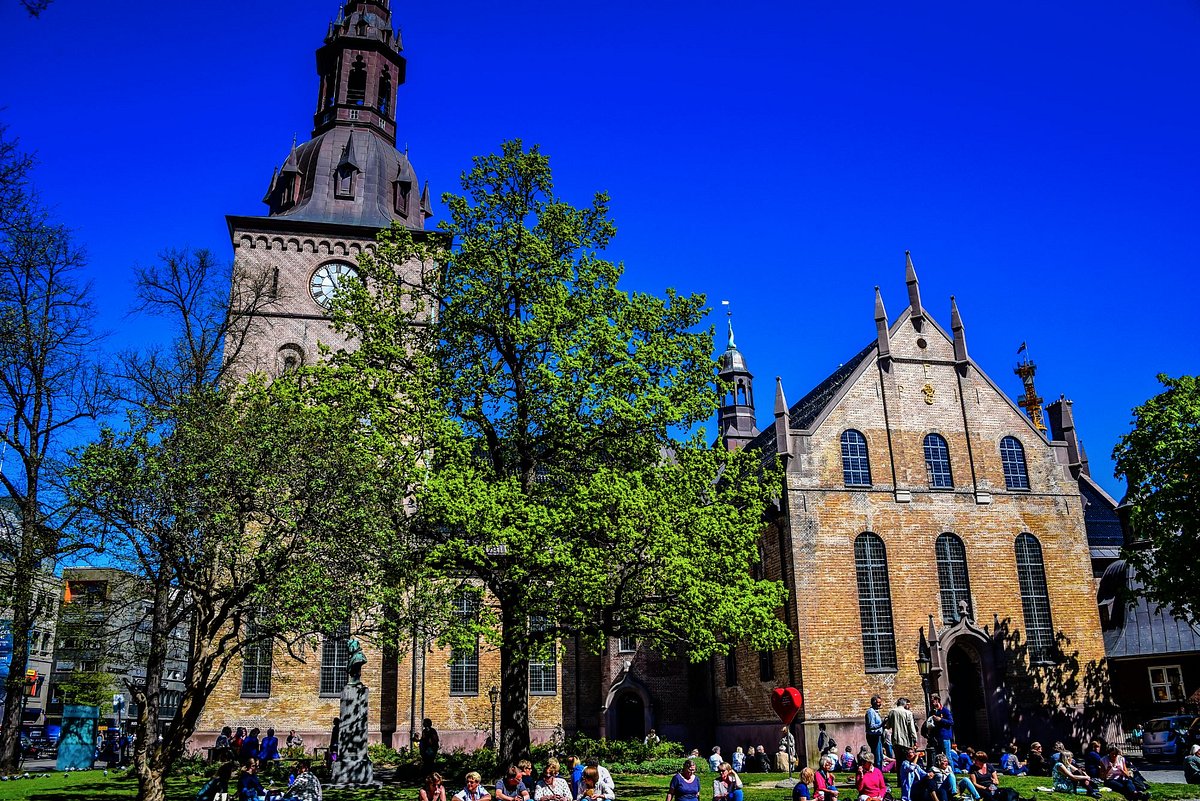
[1, 0, 1198, 499]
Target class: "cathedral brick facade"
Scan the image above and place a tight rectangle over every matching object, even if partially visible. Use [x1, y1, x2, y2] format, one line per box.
[198, 3, 1114, 761]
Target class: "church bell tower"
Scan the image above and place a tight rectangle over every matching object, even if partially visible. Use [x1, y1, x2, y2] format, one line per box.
[227, 0, 431, 379]
[717, 317, 759, 451]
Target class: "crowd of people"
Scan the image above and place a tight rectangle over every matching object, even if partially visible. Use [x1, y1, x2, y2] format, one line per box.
[198, 724, 319, 801]
[428, 755, 617, 801]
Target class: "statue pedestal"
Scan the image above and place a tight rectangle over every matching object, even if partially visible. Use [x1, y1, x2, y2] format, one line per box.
[329, 682, 376, 788]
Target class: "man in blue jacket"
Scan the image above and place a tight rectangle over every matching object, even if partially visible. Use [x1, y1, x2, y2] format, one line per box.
[929, 696, 955, 769]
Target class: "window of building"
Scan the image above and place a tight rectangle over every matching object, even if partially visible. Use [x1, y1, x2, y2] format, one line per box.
[527, 616, 556, 695]
[319, 625, 350, 696]
[241, 626, 272, 697]
[759, 650, 775, 682]
[618, 636, 637, 653]
[377, 70, 392, 115]
[841, 430, 872, 487]
[450, 589, 480, 696]
[854, 532, 897, 671]
[1149, 666, 1185, 703]
[1000, 436, 1030, 490]
[335, 165, 356, 200]
[724, 651, 738, 687]
[347, 56, 367, 105]
[923, 433, 954, 489]
[394, 179, 412, 215]
[935, 533, 972, 622]
[1015, 533, 1054, 664]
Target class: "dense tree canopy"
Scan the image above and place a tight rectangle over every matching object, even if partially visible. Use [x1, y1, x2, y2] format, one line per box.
[1113, 373, 1200, 624]
[329, 140, 790, 762]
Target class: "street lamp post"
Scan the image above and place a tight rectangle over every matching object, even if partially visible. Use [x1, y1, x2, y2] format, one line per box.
[916, 627, 932, 762]
[488, 685, 499, 751]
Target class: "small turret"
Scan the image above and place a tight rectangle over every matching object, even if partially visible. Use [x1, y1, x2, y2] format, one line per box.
[717, 312, 758, 451]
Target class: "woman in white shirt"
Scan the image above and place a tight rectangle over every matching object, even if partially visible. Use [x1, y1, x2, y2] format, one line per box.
[535, 760, 572, 801]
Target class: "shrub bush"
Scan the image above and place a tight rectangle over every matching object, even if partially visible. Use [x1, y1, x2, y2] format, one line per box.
[608, 757, 690, 775]
[561, 734, 683, 766]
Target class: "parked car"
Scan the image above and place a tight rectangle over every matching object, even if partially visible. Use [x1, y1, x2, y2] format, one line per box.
[1141, 715, 1199, 760]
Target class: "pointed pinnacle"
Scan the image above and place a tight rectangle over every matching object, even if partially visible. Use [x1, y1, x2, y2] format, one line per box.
[950, 295, 963, 331]
[774, 377, 788, 416]
[874, 286, 888, 323]
[906, 250, 923, 318]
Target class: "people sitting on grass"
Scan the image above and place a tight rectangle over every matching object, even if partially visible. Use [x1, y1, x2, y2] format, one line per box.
[577, 766, 615, 801]
[196, 757, 238, 801]
[1052, 751, 1099, 798]
[928, 752, 979, 801]
[967, 751, 1000, 801]
[421, 773, 448, 801]
[814, 755, 839, 801]
[457, 771, 493, 801]
[855, 752, 888, 801]
[794, 768, 815, 801]
[839, 747, 857, 772]
[897, 747, 926, 801]
[279, 759, 321, 801]
[1099, 745, 1149, 801]
[236, 757, 272, 801]
[1082, 741, 1104, 780]
[1026, 743, 1048, 777]
[497, 766, 531, 801]
[534, 760, 572, 801]
[999, 745, 1026, 776]
[713, 762, 744, 801]
[1185, 744, 1200, 786]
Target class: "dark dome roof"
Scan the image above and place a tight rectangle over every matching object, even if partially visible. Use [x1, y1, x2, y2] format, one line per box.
[263, 127, 424, 230]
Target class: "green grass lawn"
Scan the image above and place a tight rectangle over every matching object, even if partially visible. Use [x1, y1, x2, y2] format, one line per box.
[0, 770, 1193, 801]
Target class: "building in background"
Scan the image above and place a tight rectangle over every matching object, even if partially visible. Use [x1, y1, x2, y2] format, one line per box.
[0, 498, 59, 740]
[47, 568, 189, 738]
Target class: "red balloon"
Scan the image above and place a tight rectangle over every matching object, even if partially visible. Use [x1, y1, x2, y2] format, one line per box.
[770, 687, 803, 724]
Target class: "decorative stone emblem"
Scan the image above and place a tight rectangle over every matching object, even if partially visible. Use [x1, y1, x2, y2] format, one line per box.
[922, 383, 935, 404]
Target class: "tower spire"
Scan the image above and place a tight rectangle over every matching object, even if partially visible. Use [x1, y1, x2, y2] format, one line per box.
[717, 301, 758, 451]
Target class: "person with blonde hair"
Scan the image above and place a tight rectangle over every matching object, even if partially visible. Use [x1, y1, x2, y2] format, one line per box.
[794, 767, 815, 801]
[712, 762, 743, 801]
[535, 760, 571, 801]
[456, 772, 492, 801]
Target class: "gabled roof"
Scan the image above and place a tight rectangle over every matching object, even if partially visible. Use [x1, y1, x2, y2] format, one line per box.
[1098, 560, 1200, 658]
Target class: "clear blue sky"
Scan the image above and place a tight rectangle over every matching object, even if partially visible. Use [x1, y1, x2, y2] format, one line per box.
[1, 0, 1197, 499]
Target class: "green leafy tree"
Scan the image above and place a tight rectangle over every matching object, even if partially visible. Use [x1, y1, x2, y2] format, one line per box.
[330, 140, 790, 763]
[1113, 374, 1200, 623]
[67, 251, 420, 801]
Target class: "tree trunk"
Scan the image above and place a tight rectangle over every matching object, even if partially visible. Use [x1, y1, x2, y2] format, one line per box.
[133, 580, 170, 800]
[136, 763, 169, 801]
[0, 521, 37, 773]
[498, 605, 531, 766]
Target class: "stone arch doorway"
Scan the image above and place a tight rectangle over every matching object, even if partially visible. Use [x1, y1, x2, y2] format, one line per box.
[613, 692, 646, 741]
[946, 640, 990, 749]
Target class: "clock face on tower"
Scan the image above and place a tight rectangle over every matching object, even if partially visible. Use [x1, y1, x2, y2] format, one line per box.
[310, 261, 358, 309]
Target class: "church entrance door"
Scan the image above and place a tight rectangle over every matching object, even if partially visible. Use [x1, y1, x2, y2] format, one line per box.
[613, 692, 646, 741]
[946, 642, 990, 749]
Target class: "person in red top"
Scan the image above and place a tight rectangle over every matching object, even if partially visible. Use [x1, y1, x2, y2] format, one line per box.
[856, 753, 888, 801]
[815, 755, 840, 801]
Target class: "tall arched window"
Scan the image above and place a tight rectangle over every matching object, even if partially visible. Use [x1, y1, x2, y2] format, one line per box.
[1015, 533, 1054, 663]
[841, 430, 872, 487]
[319, 624, 350, 696]
[854, 533, 897, 671]
[377, 70, 392, 115]
[347, 56, 367, 105]
[923, 433, 953, 489]
[1000, 436, 1030, 490]
[935, 533, 971, 622]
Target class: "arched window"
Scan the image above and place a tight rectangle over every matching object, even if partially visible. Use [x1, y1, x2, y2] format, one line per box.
[1000, 436, 1029, 490]
[347, 56, 367, 105]
[935, 533, 971, 622]
[319, 624, 350, 696]
[841, 430, 872, 487]
[854, 533, 897, 671]
[923, 433, 953, 489]
[1015, 533, 1054, 663]
[377, 70, 392, 115]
